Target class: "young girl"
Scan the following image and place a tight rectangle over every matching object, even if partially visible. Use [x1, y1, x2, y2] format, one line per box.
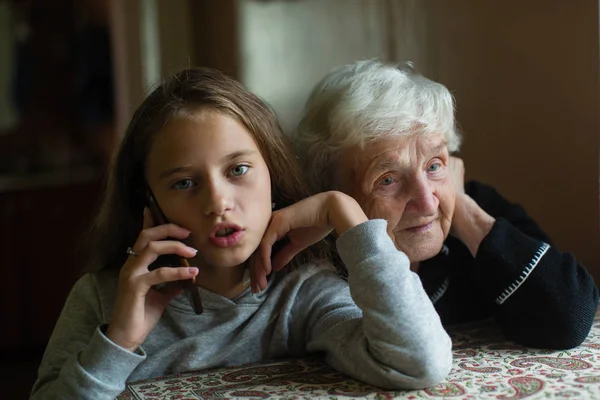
[30, 68, 452, 399]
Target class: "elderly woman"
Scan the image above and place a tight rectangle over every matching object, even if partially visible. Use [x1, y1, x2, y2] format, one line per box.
[284, 59, 598, 349]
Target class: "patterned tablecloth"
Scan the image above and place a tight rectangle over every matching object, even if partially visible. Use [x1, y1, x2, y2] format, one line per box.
[118, 315, 600, 399]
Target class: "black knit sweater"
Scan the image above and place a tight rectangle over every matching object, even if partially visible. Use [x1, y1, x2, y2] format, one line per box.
[418, 180, 599, 349]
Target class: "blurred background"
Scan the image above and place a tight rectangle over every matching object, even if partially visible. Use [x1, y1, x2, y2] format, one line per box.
[1, 0, 599, 397]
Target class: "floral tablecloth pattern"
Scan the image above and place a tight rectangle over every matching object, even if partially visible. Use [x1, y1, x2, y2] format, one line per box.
[118, 315, 600, 399]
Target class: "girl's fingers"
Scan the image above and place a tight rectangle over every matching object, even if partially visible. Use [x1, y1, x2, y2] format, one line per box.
[141, 241, 197, 266]
[271, 242, 302, 272]
[135, 224, 191, 250]
[256, 269, 268, 292]
[260, 212, 291, 276]
[142, 266, 199, 289]
[250, 256, 268, 293]
[259, 238, 274, 278]
[120, 240, 198, 279]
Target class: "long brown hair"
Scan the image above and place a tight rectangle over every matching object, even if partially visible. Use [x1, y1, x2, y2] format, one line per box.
[84, 68, 329, 273]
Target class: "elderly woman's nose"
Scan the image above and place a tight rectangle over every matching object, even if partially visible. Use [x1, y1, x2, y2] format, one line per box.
[405, 177, 439, 215]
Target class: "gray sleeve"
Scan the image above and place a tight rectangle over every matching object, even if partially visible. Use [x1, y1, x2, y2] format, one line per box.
[30, 274, 145, 400]
[300, 219, 453, 390]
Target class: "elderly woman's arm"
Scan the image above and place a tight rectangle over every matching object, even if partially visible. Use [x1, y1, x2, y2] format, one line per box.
[458, 180, 598, 349]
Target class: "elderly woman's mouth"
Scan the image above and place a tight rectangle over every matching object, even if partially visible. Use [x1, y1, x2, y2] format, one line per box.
[404, 222, 434, 233]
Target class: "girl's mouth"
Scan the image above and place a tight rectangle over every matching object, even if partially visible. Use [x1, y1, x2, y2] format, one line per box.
[215, 228, 236, 237]
[209, 224, 244, 247]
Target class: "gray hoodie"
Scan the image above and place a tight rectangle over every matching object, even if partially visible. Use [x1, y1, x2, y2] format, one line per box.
[31, 220, 452, 399]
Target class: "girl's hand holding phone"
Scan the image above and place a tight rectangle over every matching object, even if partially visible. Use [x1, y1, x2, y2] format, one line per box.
[106, 208, 199, 352]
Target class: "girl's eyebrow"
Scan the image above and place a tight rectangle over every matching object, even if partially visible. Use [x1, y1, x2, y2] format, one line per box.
[159, 165, 194, 180]
[220, 150, 257, 163]
[159, 150, 258, 180]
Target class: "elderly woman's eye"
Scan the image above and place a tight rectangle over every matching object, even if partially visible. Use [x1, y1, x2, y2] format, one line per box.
[428, 163, 441, 172]
[173, 179, 195, 190]
[230, 165, 249, 177]
[379, 176, 395, 186]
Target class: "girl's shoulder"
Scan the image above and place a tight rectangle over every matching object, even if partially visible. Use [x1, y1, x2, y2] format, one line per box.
[69, 269, 120, 306]
[55, 270, 120, 324]
[79, 269, 119, 288]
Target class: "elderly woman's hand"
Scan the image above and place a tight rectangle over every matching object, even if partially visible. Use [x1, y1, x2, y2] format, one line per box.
[250, 191, 368, 292]
[449, 156, 466, 195]
[449, 157, 496, 257]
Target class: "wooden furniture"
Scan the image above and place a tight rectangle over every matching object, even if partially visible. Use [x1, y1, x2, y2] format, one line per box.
[0, 0, 112, 353]
[0, 174, 102, 351]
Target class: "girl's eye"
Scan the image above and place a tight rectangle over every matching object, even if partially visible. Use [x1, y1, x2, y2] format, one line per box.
[379, 176, 395, 186]
[173, 179, 195, 190]
[230, 165, 249, 177]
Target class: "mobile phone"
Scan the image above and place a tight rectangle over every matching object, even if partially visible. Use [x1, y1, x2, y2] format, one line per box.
[145, 190, 181, 269]
[145, 189, 203, 314]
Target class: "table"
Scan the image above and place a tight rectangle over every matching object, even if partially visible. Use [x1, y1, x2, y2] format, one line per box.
[118, 314, 600, 399]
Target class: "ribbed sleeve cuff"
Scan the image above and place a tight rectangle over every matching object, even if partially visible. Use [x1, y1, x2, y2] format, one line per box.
[78, 325, 146, 388]
[336, 219, 408, 272]
[472, 218, 549, 304]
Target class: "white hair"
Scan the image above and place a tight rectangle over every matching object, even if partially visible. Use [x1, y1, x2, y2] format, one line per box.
[293, 59, 461, 193]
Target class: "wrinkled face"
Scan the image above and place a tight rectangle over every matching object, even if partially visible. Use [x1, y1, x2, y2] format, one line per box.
[145, 111, 272, 269]
[337, 133, 455, 262]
